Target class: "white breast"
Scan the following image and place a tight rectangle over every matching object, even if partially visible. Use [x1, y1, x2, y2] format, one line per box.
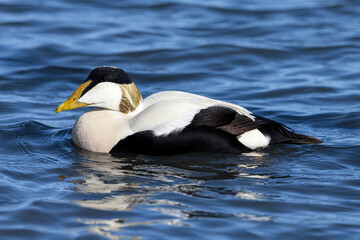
[72, 110, 131, 152]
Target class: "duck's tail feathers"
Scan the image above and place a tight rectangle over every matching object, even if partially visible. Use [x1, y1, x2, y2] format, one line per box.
[259, 124, 322, 145]
[283, 131, 323, 144]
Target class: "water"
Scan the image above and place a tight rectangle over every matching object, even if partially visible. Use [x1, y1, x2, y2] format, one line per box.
[1, 0, 360, 239]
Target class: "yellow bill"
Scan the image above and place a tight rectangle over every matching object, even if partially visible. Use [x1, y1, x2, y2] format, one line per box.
[56, 80, 91, 113]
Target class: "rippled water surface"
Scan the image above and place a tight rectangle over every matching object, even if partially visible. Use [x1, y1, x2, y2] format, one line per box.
[1, 0, 360, 239]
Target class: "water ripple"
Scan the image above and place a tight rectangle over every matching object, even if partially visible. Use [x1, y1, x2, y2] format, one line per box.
[1, 0, 360, 239]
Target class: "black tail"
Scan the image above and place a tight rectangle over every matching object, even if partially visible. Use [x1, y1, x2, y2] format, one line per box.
[259, 124, 322, 145]
[281, 131, 322, 144]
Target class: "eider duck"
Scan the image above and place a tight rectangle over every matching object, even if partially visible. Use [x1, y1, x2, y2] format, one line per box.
[56, 66, 322, 155]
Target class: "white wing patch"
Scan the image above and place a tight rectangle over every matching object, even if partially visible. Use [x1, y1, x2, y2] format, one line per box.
[152, 109, 201, 136]
[238, 129, 271, 150]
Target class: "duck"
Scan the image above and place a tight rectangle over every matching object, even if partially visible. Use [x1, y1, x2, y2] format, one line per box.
[56, 66, 322, 156]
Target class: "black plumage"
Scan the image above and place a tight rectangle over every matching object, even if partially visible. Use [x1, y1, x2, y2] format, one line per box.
[190, 106, 322, 145]
[110, 125, 248, 156]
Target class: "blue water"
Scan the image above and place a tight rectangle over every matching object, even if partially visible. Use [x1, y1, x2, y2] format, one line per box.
[1, 0, 360, 239]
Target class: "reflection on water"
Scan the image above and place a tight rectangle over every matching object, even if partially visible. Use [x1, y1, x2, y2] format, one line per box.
[78, 217, 183, 240]
[64, 150, 273, 239]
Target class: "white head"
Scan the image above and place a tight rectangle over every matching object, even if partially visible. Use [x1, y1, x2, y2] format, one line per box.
[56, 66, 142, 114]
[78, 82, 123, 111]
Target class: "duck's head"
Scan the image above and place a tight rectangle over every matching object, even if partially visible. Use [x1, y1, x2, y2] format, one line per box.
[56, 66, 142, 114]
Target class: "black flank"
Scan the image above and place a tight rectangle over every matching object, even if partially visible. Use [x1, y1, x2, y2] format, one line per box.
[110, 125, 249, 156]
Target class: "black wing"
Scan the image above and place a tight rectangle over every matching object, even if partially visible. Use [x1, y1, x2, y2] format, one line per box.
[189, 106, 322, 144]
